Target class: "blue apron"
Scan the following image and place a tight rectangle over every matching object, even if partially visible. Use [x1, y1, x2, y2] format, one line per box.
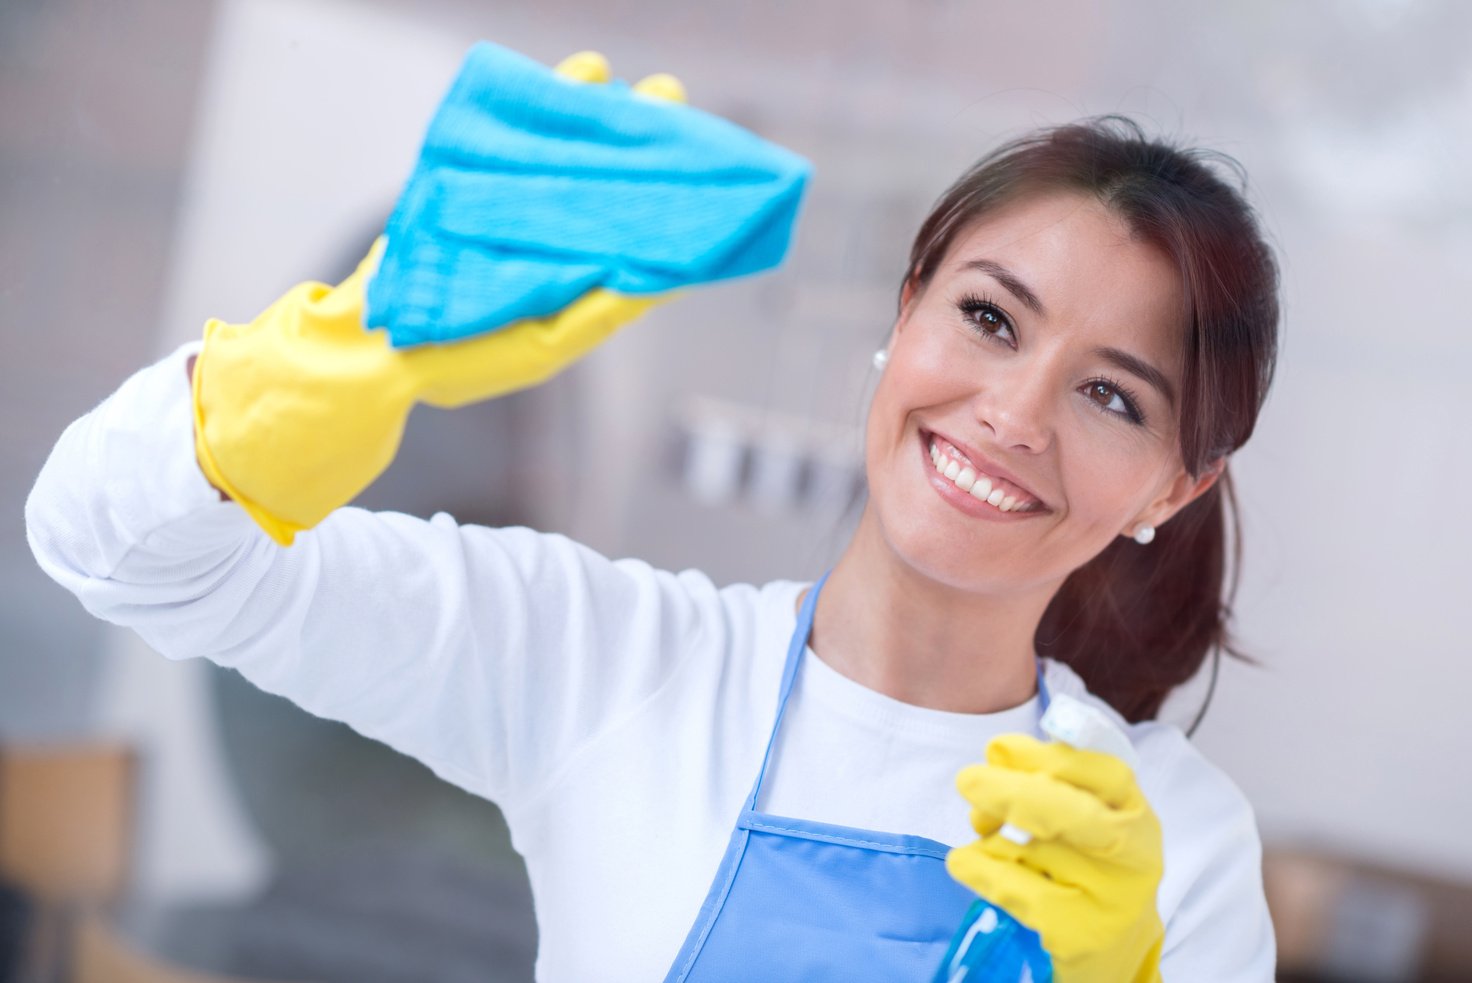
[663, 574, 1051, 982]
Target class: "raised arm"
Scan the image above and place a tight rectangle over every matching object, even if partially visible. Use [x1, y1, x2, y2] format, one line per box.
[27, 345, 720, 808]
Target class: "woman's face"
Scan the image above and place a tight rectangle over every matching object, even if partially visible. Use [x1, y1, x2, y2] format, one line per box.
[866, 189, 1215, 596]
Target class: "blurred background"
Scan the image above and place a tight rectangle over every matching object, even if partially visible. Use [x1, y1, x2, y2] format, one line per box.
[3, 0, 1470, 980]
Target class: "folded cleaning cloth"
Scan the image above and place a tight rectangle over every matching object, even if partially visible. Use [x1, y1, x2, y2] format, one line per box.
[365, 41, 811, 348]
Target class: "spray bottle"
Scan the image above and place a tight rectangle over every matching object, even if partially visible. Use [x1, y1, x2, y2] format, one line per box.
[931, 693, 1141, 983]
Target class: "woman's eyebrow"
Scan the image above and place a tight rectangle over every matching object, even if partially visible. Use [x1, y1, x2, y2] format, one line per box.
[1096, 346, 1176, 408]
[961, 257, 1176, 406]
[962, 259, 1046, 316]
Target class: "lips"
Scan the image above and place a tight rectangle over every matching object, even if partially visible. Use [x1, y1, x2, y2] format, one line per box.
[920, 428, 1049, 513]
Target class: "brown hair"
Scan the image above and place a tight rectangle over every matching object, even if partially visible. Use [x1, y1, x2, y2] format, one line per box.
[905, 117, 1280, 725]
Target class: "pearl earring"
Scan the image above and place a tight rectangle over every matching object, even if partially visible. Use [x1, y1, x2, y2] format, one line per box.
[872, 349, 889, 371]
[1133, 524, 1156, 545]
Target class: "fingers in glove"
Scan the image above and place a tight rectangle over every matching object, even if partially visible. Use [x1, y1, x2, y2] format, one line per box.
[976, 828, 1118, 889]
[633, 72, 687, 103]
[553, 52, 687, 106]
[958, 838, 1150, 960]
[986, 732, 1137, 808]
[946, 840, 1079, 930]
[967, 802, 1005, 839]
[957, 764, 1135, 855]
[553, 51, 611, 83]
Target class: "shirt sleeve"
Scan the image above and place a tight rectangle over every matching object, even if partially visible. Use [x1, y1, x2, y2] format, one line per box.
[1142, 725, 1277, 982]
[25, 343, 722, 807]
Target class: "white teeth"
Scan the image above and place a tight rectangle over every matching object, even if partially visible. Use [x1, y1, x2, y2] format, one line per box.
[928, 436, 1037, 513]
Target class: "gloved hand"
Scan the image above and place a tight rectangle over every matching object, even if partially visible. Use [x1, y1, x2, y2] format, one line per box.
[945, 734, 1165, 983]
[190, 53, 684, 546]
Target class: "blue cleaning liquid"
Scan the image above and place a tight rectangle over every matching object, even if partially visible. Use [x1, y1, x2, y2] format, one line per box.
[931, 898, 1053, 983]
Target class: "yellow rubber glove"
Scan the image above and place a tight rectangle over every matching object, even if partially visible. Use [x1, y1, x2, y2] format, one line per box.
[945, 734, 1165, 983]
[191, 53, 686, 545]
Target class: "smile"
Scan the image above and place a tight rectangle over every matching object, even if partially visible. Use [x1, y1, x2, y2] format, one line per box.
[922, 432, 1046, 514]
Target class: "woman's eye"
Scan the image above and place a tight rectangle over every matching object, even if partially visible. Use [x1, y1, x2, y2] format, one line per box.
[1083, 380, 1144, 425]
[959, 299, 1015, 346]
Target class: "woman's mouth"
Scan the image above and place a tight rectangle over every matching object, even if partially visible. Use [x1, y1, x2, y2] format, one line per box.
[921, 431, 1047, 514]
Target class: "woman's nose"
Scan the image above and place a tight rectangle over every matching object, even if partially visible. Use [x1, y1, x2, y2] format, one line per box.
[972, 365, 1055, 454]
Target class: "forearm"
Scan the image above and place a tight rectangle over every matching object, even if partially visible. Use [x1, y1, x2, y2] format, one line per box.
[27, 342, 682, 806]
[26, 343, 509, 799]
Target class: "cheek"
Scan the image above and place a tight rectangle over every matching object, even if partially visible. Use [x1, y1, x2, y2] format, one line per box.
[896, 314, 965, 376]
[866, 356, 963, 470]
[869, 334, 926, 417]
[883, 325, 973, 413]
[1057, 436, 1169, 528]
[862, 372, 907, 472]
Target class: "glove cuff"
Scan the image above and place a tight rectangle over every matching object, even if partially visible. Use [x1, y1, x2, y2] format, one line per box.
[192, 321, 306, 547]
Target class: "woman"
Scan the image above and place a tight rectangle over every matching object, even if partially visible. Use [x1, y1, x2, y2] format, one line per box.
[27, 116, 1278, 981]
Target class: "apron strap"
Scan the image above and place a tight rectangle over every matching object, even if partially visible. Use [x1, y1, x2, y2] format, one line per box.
[745, 572, 828, 810]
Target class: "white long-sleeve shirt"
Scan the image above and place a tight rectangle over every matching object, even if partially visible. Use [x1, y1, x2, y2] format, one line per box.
[26, 345, 1275, 981]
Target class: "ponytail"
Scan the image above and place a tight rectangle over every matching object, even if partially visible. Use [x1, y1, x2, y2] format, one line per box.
[1035, 470, 1243, 725]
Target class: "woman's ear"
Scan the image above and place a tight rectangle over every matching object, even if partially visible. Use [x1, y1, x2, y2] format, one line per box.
[1139, 457, 1227, 532]
[896, 274, 921, 331]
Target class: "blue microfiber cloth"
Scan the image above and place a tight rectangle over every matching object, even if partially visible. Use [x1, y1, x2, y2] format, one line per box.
[365, 41, 811, 348]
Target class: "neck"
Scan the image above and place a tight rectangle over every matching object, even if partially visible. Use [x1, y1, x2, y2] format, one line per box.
[809, 506, 1059, 714]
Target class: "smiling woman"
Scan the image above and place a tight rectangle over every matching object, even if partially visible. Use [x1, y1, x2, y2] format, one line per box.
[871, 118, 1279, 724]
[788, 117, 1280, 981]
[28, 99, 1280, 982]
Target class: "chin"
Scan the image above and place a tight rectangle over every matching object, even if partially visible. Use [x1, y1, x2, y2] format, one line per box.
[870, 500, 1013, 594]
